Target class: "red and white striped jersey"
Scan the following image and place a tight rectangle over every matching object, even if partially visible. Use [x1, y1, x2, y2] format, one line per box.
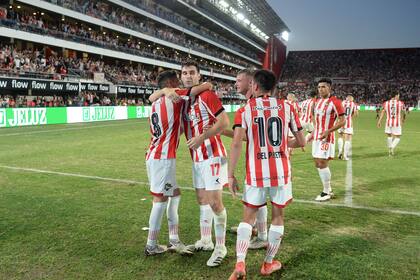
[287, 101, 301, 116]
[342, 100, 357, 129]
[183, 90, 227, 162]
[299, 98, 316, 123]
[383, 99, 405, 127]
[233, 97, 302, 188]
[313, 96, 345, 143]
[146, 89, 189, 160]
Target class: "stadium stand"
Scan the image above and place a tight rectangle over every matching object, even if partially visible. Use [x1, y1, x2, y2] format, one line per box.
[279, 48, 420, 106]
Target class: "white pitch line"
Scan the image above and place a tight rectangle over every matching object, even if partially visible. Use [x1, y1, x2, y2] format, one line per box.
[357, 129, 420, 134]
[0, 121, 139, 137]
[344, 156, 353, 206]
[1, 165, 420, 218]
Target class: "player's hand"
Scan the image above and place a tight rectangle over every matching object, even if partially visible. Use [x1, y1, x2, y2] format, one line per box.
[319, 130, 329, 140]
[186, 135, 205, 150]
[228, 176, 239, 198]
[202, 81, 213, 91]
[203, 124, 213, 132]
[377, 122, 381, 128]
[306, 132, 314, 143]
[162, 88, 181, 103]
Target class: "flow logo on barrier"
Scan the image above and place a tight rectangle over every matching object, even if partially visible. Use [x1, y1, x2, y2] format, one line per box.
[0, 109, 6, 127]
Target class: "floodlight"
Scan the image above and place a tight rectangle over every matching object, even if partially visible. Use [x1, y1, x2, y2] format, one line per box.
[236, 13, 245, 20]
[219, 0, 229, 8]
[281, 31, 289, 41]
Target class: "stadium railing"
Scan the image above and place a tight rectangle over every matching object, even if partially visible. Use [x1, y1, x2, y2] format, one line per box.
[0, 19, 236, 77]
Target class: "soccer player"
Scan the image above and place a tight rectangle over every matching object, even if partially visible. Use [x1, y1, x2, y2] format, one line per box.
[181, 61, 230, 267]
[144, 70, 191, 256]
[299, 89, 317, 140]
[224, 68, 268, 250]
[228, 70, 305, 279]
[375, 106, 381, 120]
[312, 78, 345, 202]
[145, 70, 211, 256]
[337, 95, 358, 160]
[286, 93, 302, 155]
[287, 93, 301, 117]
[377, 92, 406, 156]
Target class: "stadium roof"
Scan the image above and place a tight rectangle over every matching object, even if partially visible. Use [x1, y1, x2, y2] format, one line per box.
[155, 0, 290, 51]
[234, 0, 290, 35]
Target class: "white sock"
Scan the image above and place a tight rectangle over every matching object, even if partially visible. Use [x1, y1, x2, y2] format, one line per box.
[214, 208, 227, 247]
[344, 141, 351, 158]
[256, 206, 268, 241]
[391, 138, 400, 149]
[387, 137, 393, 148]
[236, 222, 252, 262]
[167, 195, 180, 242]
[147, 201, 167, 247]
[338, 138, 344, 155]
[318, 167, 332, 193]
[265, 225, 284, 263]
[200, 204, 213, 243]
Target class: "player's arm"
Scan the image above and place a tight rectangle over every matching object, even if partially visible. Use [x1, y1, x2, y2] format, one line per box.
[190, 82, 212, 96]
[354, 105, 359, 118]
[320, 115, 345, 140]
[297, 104, 303, 119]
[149, 82, 211, 103]
[221, 128, 247, 141]
[288, 130, 305, 148]
[377, 108, 385, 128]
[227, 127, 245, 198]
[221, 129, 234, 138]
[288, 107, 306, 148]
[186, 111, 229, 150]
[401, 108, 407, 125]
[148, 88, 181, 103]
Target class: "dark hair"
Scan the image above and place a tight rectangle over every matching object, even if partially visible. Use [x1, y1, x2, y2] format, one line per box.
[181, 60, 200, 73]
[237, 68, 254, 77]
[157, 70, 178, 88]
[318, 77, 332, 86]
[252, 69, 276, 92]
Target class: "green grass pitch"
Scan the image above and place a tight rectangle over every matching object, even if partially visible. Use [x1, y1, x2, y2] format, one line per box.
[0, 111, 419, 279]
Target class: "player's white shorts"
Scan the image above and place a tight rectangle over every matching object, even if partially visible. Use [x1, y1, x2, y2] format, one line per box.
[193, 157, 228, 191]
[301, 121, 314, 132]
[338, 127, 353, 135]
[312, 140, 335, 159]
[146, 158, 178, 197]
[385, 126, 402, 136]
[242, 183, 293, 208]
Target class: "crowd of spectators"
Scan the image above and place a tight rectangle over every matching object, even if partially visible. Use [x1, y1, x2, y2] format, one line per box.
[278, 81, 420, 107]
[41, 0, 255, 66]
[1, 8, 240, 76]
[279, 48, 420, 107]
[281, 49, 420, 82]
[0, 93, 149, 108]
[0, 43, 166, 85]
[0, 78, 239, 108]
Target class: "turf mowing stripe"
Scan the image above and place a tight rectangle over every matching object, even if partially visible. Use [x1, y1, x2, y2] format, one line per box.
[1, 165, 420, 218]
[0, 121, 139, 137]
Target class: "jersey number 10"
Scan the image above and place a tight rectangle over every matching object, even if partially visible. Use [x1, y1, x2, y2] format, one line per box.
[253, 116, 283, 148]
